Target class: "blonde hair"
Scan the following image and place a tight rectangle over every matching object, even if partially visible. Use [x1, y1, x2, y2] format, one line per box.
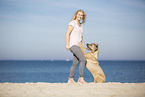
[72, 9, 86, 24]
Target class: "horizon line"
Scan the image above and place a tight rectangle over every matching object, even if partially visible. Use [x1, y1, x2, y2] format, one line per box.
[0, 59, 145, 61]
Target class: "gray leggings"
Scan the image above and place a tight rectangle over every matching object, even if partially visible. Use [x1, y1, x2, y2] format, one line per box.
[69, 45, 86, 78]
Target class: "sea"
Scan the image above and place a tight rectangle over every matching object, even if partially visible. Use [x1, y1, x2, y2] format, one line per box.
[0, 60, 145, 83]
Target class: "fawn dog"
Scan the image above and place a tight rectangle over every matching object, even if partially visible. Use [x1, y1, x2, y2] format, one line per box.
[79, 42, 106, 83]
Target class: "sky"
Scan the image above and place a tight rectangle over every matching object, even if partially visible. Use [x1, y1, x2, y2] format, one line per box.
[0, 0, 145, 60]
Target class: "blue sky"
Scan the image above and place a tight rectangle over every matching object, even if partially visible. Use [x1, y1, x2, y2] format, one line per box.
[0, 0, 145, 60]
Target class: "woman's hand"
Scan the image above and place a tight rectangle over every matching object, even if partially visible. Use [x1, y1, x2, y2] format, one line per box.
[66, 45, 70, 50]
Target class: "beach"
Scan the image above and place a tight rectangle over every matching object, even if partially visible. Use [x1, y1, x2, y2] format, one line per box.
[0, 82, 145, 97]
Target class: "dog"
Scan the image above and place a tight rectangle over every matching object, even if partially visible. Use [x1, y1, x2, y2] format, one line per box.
[84, 43, 106, 83]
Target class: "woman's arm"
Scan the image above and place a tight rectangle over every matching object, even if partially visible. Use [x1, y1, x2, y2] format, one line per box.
[66, 25, 74, 50]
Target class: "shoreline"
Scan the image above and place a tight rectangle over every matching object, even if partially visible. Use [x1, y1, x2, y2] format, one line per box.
[0, 82, 145, 97]
[0, 82, 145, 83]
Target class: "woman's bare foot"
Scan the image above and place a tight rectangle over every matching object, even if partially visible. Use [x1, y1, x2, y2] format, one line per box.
[78, 77, 87, 84]
[68, 78, 76, 84]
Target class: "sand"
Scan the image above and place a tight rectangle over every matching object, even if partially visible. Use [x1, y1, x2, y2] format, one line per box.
[0, 82, 145, 97]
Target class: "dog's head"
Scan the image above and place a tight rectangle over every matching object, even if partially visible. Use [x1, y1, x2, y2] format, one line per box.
[86, 43, 98, 52]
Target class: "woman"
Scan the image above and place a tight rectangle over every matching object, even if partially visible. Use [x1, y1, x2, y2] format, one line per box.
[66, 10, 87, 84]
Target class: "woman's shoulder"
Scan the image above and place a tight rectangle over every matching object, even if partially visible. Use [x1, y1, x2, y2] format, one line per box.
[69, 20, 75, 23]
[68, 20, 76, 27]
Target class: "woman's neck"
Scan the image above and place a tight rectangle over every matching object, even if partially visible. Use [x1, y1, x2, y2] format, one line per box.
[75, 19, 81, 26]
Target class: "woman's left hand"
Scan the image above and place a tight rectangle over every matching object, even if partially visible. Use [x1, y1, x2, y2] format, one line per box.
[66, 45, 70, 50]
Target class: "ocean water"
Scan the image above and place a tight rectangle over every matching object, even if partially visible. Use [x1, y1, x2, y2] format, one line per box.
[0, 60, 145, 83]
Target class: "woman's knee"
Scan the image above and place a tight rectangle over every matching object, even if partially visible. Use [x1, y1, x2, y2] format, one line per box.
[80, 57, 86, 63]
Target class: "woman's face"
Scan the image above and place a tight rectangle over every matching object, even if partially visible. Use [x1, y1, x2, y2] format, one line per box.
[76, 11, 83, 21]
